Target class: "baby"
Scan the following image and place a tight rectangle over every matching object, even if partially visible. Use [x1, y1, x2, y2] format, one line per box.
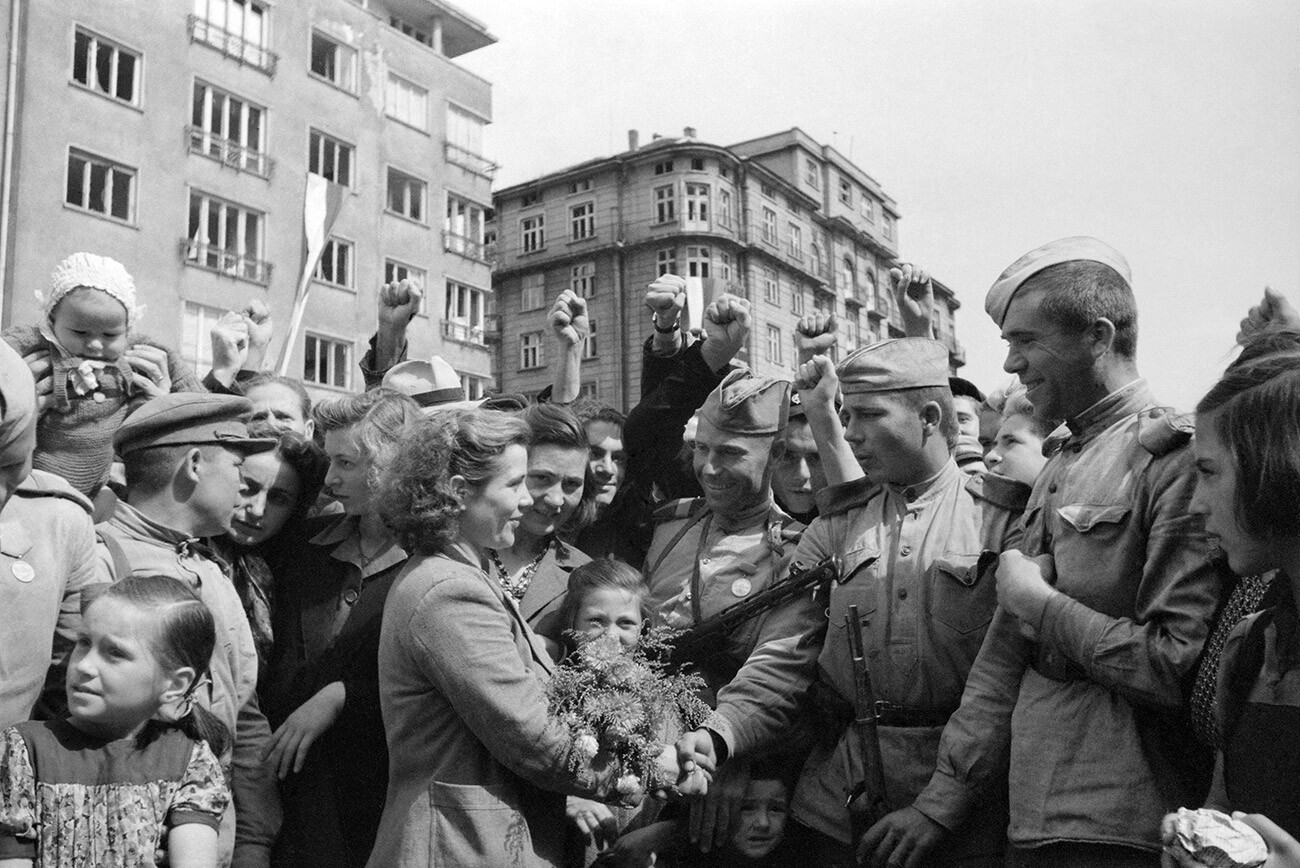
[1, 253, 200, 495]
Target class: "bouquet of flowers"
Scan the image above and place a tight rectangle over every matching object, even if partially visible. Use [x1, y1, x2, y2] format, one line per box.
[547, 627, 712, 794]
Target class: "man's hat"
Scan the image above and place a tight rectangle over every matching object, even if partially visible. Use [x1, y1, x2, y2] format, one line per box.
[948, 376, 985, 403]
[114, 393, 278, 456]
[699, 369, 790, 436]
[985, 236, 1131, 326]
[838, 338, 950, 395]
[382, 356, 484, 413]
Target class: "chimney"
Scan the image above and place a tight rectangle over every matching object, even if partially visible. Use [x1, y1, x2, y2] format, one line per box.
[651, 133, 662, 141]
[683, 126, 696, 139]
[628, 129, 639, 151]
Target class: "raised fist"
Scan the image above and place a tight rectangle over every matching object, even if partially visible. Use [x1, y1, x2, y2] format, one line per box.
[1238, 287, 1300, 344]
[240, 299, 274, 354]
[645, 274, 687, 329]
[794, 355, 838, 419]
[890, 262, 936, 338]
[378, 279, 423, 329]
[548, 290, 590, 348]
[795, 312, 839, 361]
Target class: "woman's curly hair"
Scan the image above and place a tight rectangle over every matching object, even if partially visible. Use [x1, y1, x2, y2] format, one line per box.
[378, 408, 531, 553]
[521, 402, 600, 535]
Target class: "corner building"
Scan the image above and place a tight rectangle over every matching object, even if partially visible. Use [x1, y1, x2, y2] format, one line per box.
[490, 127, 964, 409]
[0, 0, 496, 401]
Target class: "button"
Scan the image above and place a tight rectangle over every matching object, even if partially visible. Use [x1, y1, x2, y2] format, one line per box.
[1043, 533, 1053, 548]
[1048, 483, 1057, 494]
[900, 546, 911, 557]
[701, 558, 710, 565]
[898, 588, 908, 600]
[343, 589, 359, 605]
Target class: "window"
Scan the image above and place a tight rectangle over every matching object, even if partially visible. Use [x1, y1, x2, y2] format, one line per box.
[684, 183, 709, 228]
[521, 191, 542, 207]
[390, 16, 431, 46]
[386, 168, 426, 221]
[656, 248, 677, 276]
[66, 149, 134, 222]
[181, 301, 225, 375]
[838, 177, 852, 206]
[719, 251, 733, 281]
[520, 331, 545, 370]
[462, 373, 488, 400]
[717, 189, 732, 227]
[654, 185, 676, 224]
[72, 28, 139, 105]
[864, 269, 877, 312]
[765, 325, 782, 364]
[787, 223, 803, 260]
[446, 105, 493, 177]
[310, 31, 356, 91]
[579, 381, 599, 400]
[686, 246, 711, 278]
[185, 191, 268, 282]
[719, 166, 730, 179]
[762, 208, 777, 245]
[191, 0, 273, 73]
[313, 238, 352, 288]
[804, 157, 819, 189]
[569, 179, 592, 194]
[304, 334, 351, 389]
[583, 319, 598, 359]
[760, 183, 775, 199]
[654, 160, 673, 175]
[841, 256, 857, 297]
[810, 240, 824, 277]
[792, 288, 805, 315]
[384, 259, 424, 286]
[444, 280, 486, 345]
[571, 262, 595, 297]
[308, 130, 352, 186]
[861, 196, 875, 223]
[570, 202, 595, 240]
[444, 194, 486, 259]
[882, 213, 894, 240]
[521, 273, 545, 311]
[385, 73, 428, 130]
[189, 82, 267, 176]
[521, 214, 545, 253]
[763, 267, 779, 304]
[690, 158, 705, 171]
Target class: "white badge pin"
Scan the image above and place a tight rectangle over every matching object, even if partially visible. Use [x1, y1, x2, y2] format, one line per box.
[731, 577, 752, 598]
[12, 562, 35, 583]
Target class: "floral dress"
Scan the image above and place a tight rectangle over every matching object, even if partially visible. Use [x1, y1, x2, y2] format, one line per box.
[0, 718, 228, 867]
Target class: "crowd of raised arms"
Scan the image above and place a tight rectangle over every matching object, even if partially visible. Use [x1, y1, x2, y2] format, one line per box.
[0, 239, 1296, 868]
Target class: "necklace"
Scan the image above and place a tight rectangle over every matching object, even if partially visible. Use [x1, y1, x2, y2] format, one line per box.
[487, 540, 550, 600]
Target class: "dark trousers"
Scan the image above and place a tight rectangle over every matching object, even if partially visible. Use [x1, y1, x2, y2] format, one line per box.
[785, 819, 1004, 868]
[1005, 842, 1161, 868]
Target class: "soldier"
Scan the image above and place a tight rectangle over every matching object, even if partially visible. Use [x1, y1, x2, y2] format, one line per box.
[96, 393, 282, 868]
[882, 237, 1222, 868]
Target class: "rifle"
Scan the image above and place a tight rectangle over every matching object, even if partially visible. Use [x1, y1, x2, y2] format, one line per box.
[668, 555, 842, 677]
[845, 602, 890, 845]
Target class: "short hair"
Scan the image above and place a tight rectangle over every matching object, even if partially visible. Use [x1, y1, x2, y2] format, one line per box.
[246, 422, 329, 519]
[243, 373, 312, 421]
[122, 443, 229, 496]
[313, 388, 424, 487]
[521, 403, 599, 533]
[556, 558, 650, 655]
[572, 400, 626, 431]
[1197, 330, 1300, 541]
[378, 409, 530, 553]
[1000, 388, 1055, 439]
[1025, 260, 1138, 358]
[893, 386, 959, 451]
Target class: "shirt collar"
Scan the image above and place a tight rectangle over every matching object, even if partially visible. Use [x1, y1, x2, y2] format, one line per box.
[111, 499, 197, 547]
[309, 513, 407, 577]
[886, 459, 960, 507]
[1065, 378, 1151, 441]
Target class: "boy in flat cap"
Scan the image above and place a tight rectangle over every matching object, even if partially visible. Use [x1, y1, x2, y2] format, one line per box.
[904, 237, 1222, 867]
[96, 393, 281, 868]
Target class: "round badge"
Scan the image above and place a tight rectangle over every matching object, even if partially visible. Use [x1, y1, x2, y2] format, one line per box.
[12, 562, 35, 583]
[731, 577, 752, 598]
[92, 392, 106, 403]
[342, 589, 360, 605]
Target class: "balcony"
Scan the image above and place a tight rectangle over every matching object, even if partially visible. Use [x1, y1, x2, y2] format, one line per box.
[443, 230, 488, 262]
[188, 16, 278, 76]
[186, 127, 272, 178]
[442, 319, 487, 346]
[444, 141, 498, 180]
[483, 314, 501, 343]
[179, 239, 272, 285]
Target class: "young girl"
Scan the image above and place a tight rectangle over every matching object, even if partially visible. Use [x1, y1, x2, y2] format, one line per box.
[0, 575, 230, 867]
[0, 252, 200, 495]
[556, 558, 651, 659]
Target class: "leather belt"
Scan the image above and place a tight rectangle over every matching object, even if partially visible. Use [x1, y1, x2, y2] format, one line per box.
[874, 701, 957, 728]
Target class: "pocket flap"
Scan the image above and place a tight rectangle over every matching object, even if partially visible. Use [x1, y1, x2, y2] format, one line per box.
[1057, 503, 1130, 532]
[934, 553, 987, 588]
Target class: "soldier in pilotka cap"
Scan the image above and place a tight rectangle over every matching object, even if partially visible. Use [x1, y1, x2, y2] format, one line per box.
[679, 337, 1030, 867]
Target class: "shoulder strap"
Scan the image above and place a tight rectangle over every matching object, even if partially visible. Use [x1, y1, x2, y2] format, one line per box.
[96, 530, 133, 583]
[644, 506, 711, 583]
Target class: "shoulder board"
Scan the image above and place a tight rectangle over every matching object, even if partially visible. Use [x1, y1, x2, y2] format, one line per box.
[966, 471, 1032, 512]
[653, 497, 706, 525]
[14, 469, 93, 515]
[1137, 408, 1193, 457]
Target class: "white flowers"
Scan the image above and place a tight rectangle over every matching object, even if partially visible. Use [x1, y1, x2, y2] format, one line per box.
[574, 732, 600, 760]
[615, 774, 641, 795]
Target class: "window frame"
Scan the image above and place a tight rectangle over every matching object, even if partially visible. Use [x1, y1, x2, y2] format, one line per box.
[765, 324, 783, 364]
[570, 261, 595, 298]
[385, 165, 428, 223]
[444, 279, 487, 345]
[570, 201, 595, 241]
[656, 248, 677, 276]
[71, 26, 142, 107]
[761, 207, 778, 245]
[313, 236, 354, 289]
[309, 29, 357, 93]
[65, 147, 136, 224]
[654, 184, 676, 225]
[189, 79, 269, 177]
[520, 272, 546, 312]
[303, 331, 353, 390]
[308, 128, 354, 187]
[184, 189, 269, 284]
[520, 213, 545, 253]
[583, 318, 599, 359]
[385, 72, 429, 131]
[520, 330, 545, 370]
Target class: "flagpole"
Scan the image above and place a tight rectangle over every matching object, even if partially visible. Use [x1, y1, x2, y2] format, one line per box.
[276, 173, 345, 376]
[276, 267, 315, 376]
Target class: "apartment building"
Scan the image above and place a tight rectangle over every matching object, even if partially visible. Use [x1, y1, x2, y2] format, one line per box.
[0, 0, 497, 399]
[490, 127, 963, 410]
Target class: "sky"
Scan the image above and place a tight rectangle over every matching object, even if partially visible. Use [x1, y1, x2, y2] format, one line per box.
[453, 0, 1300, 410]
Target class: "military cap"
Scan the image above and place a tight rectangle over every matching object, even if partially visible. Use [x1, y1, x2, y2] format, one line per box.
[985, 236, 1131, 326]
[838, 338, 950, 394]
[948, 376, 985, 403]
[699, 368, 790, 435]
[114, 393, 278, 456]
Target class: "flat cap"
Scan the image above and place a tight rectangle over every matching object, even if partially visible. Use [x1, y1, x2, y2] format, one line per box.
[985, 236, 1131, 326]
[838, 338, 950, 394]
[699, 368, 790, 436]
[114, 393, 278, 456]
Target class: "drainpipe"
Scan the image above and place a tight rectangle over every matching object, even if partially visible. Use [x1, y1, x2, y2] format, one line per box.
[614, 160, 628, 410]
[0, 0, 23, 326]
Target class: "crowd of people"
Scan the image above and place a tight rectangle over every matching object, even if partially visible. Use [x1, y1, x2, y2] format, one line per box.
[0, 239, 1296, 868]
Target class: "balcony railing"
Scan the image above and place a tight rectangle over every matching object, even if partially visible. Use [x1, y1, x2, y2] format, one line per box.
[188, 16, 278, 75]
[186, 127, 272, 178]
[443, 230, 487, 262]
[444, 141, 498, 180]
[179, 239, 272, 285]
[442, 319, 487, 346]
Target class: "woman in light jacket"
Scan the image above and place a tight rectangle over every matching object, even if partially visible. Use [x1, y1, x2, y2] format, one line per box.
[368, 408, 662, 867]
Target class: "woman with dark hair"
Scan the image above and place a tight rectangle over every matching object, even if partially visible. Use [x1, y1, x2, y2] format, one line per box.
[261, 387, 423, 867]
[369, 408, 668, 867]
[490, 402, 596, 656]
[1159, 330, 1300, 864]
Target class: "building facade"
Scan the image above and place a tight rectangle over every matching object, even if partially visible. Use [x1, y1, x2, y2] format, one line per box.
[0, 0, 496, 401]
[490, 127, 963, 410]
